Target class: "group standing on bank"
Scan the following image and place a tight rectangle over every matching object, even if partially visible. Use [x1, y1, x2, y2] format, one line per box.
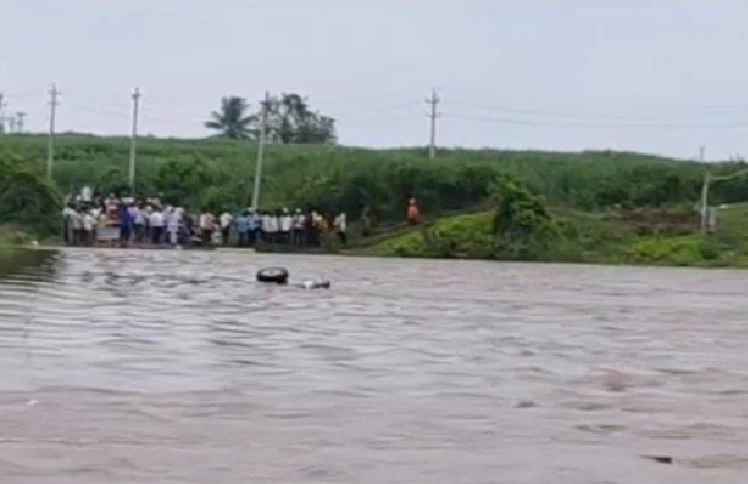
[61, 191, 347, 249]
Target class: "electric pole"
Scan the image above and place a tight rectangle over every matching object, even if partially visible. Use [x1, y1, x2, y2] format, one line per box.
[0, 93, 6, 135]
[47, 83, 60, 180]
[425, 89, 440, 159]
[129, 87, 141, 195]
[8, 114, 15, 133]
[699, 145, 709, 236]
[15, 112, 25, 133]
[251, 91, 270, 211]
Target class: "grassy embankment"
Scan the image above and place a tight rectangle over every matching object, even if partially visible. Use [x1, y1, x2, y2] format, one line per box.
[3, 133, 748, 266]
[357, 203, 748, 267]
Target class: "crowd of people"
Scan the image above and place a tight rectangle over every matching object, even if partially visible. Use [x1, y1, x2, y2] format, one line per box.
[61, 188, 348, 249]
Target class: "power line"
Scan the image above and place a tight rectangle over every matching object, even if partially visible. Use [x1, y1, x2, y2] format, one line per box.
[425, 89, 440, 159]
[443, 112, 748, 130]
[445, 91, 748, 120]
[47, 83, 60, 180]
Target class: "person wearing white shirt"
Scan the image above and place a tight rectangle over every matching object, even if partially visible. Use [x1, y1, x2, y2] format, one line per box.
[292, 208, 305, 246]
[199, 211, 214, 246]
[129, 204, 144, 242]
[260, 211, 272, 243]
[70, 209, 85, 246]
[335, 212, 347, 245]
[220, 211, 233, 246]
[168, 208, 181, 245]
[270, 211, 281, 243]
[163, 207, 173, 244]
[280, 208, 292, 244]
[61, 204, 75, 244]
[149, 209, 164, 244]
[83, 210, 96, 246]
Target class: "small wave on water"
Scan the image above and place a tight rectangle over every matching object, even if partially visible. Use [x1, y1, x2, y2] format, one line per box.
[0, 248, 747, 483]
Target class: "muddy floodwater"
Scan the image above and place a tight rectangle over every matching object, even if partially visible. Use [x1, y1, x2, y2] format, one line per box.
[0, 248, 747, 483]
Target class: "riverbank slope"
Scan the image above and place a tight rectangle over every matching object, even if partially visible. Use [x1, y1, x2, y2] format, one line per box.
[355, 202, 748, 268]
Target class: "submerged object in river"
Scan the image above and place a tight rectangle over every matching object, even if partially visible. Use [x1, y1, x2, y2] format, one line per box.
[255, 267, 330, 289]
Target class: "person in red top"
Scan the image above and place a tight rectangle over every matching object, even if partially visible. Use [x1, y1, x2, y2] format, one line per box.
[407, 197, 421, 225]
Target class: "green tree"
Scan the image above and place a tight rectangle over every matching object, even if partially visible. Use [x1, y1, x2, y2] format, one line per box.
[0, 153, 62, 235]
[205, 96, 258, 140]
[266, 93, 337, 145]
[153, 155, 216, 208]
[491, 174, 561, 260]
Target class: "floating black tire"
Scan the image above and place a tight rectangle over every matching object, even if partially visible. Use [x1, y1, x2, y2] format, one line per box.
[256, 266, 290, 284]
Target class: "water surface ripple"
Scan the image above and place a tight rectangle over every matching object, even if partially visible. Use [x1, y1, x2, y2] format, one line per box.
[0, 248, 747, 483]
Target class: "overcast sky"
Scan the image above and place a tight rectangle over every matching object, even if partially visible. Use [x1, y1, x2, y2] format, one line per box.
[2, 1, 748, 159]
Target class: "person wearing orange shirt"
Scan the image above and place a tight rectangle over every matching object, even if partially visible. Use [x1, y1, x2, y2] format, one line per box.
[407, 197, 421, 225]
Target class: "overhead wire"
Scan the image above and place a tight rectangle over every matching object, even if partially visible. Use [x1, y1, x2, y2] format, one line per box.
[12, 86, 748, 136]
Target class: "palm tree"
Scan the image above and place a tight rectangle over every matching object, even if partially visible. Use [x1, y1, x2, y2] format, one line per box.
[204, 96, 258, 140]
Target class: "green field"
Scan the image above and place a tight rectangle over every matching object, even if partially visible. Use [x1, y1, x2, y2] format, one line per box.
[3, 133, 748, 267]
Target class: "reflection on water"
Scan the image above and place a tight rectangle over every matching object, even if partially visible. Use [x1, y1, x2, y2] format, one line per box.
[0, 248, 747, 483]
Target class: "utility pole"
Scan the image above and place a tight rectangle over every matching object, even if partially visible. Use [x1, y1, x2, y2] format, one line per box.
[699, 145, 709, 236]
[425, 89, 440, 159]
[47, 83, 60, 180]
[0, 93, 6, 135]
[15, 112, 25, 133]
[251, 91, 270, 211]
[129, 87, 141, 195]
[8, 114, 15, 133]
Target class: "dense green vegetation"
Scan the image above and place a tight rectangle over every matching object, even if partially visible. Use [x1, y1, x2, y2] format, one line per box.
[0, 149, 62, 237]
[3, 133, 748, 267]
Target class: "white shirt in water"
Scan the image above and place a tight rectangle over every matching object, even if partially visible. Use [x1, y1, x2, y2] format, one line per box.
[280, 215, 292, 231]
[220, 212, 233, 228]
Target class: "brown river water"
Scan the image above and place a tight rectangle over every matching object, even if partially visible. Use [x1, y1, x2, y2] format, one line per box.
[0, 248, 747, 483]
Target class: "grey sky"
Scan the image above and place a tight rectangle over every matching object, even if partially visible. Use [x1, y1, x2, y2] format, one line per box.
[2, 1, 748, 159]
